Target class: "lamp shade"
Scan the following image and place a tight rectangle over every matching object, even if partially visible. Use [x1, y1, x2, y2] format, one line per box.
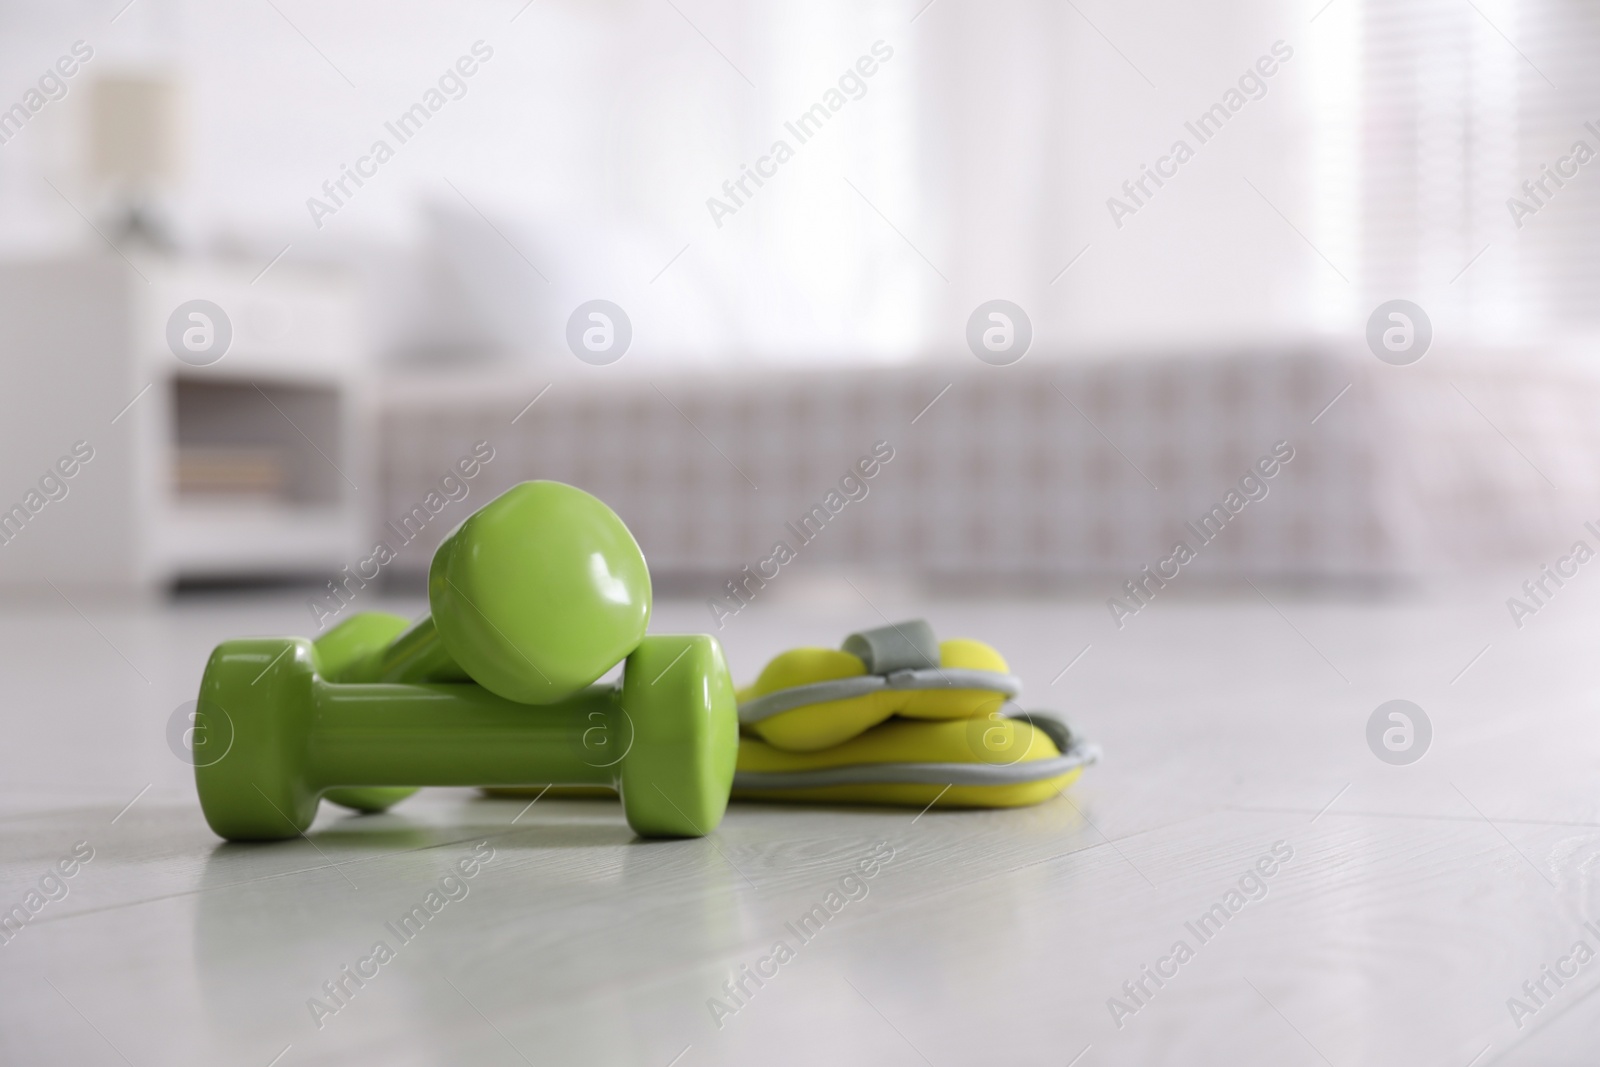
[89, 75, 181, 186]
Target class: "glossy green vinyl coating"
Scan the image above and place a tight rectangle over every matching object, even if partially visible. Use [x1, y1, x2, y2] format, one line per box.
[313, 613, 424, 814]
[341, 614, 472, 687]
[317, 482, 650, 707]
[312, 612, 412, 679]
[429, 481, 652, 705]
[615, 633, 739, 836]
[193, 633, 736, 841]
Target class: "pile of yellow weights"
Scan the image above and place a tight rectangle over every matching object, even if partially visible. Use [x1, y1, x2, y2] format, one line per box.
[729, 620, 1096, 809]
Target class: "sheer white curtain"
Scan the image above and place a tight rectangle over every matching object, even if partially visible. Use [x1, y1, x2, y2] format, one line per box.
[1310, 0, 1600, 347]
[1328, 0, 1522, 337]
[674, 1, 927, 363]
[1517, 0, 1600, 340]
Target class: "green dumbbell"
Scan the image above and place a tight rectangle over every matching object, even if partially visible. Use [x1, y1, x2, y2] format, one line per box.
[194, 633, 738, 841]
[344, 479, 653, 705]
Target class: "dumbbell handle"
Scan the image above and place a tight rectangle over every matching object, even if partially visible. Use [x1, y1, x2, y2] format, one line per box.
[340, 616, 467, 686]
[309, 680, 623, 791]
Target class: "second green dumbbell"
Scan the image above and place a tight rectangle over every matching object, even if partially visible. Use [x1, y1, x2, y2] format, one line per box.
[344, 479, 653, 705]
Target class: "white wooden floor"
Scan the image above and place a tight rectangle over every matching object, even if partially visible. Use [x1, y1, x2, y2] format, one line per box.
[4, 581, 1600, 1066]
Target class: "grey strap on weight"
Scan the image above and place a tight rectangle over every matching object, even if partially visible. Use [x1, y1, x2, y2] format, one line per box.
[841, 619, 940, 673]
[737, 667, 1023, 724]
[737, 619, 1022, 725]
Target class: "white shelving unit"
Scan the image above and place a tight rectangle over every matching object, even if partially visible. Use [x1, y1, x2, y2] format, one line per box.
[0, 253, 369, 595]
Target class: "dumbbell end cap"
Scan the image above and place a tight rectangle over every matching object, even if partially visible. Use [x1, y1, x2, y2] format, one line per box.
[195, 637, 320, 842]
[617, 634, 738, 838]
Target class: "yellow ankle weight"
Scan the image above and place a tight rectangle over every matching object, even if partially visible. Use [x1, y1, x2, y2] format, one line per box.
[737, 621, 1023, 752]
[731, 713, 1095, 809]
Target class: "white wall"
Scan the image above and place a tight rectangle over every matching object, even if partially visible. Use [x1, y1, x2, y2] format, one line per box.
[0, 0, 1589, 365]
